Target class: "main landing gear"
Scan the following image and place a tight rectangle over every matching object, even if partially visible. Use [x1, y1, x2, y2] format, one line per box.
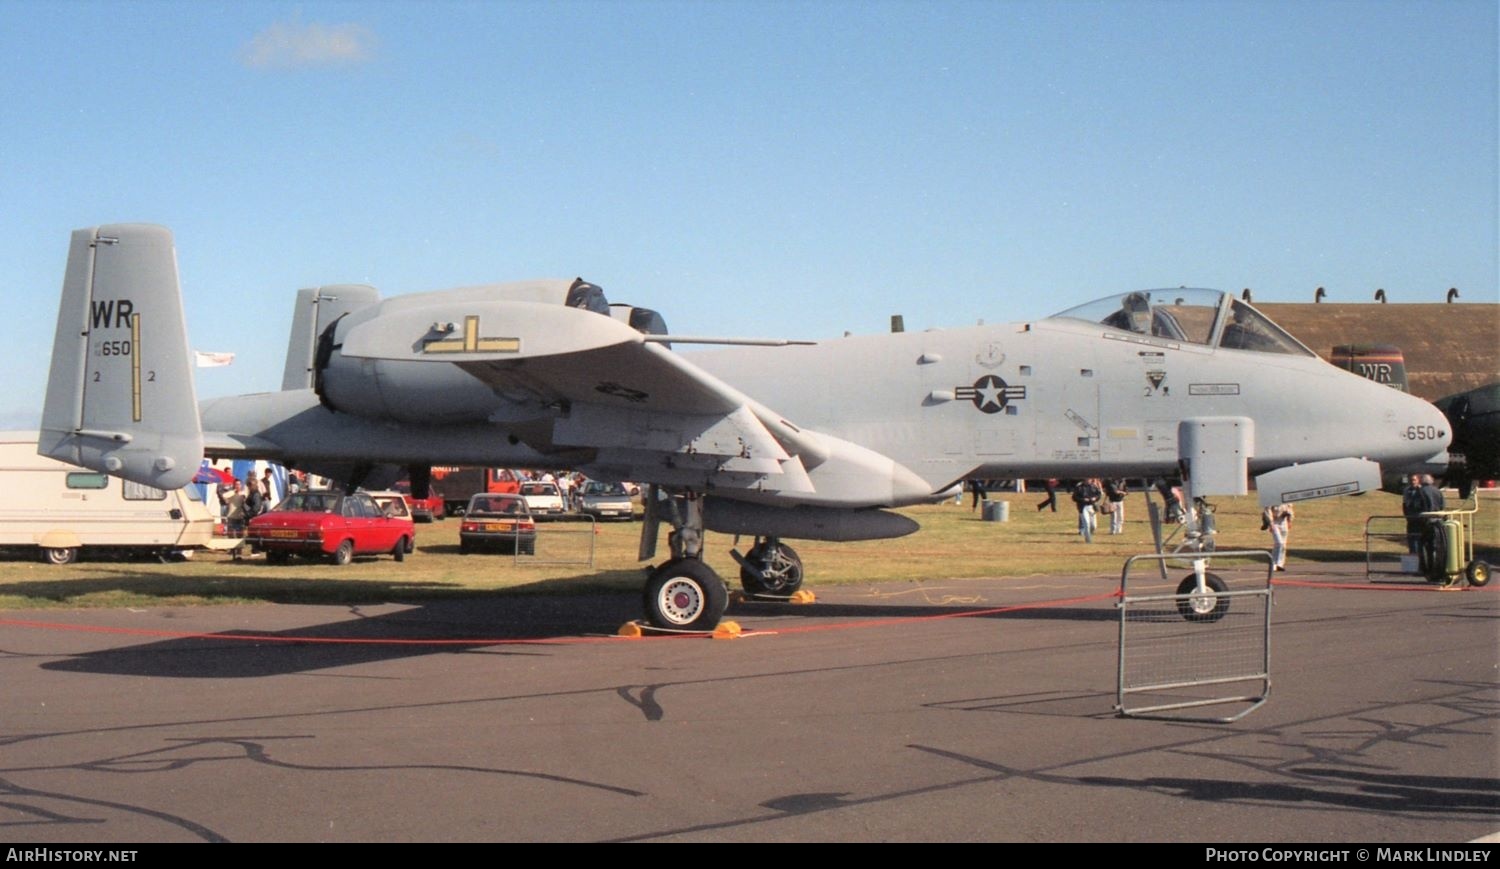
[644, 558, 729, 631]
[637, 492, 810, 631]
[639, 490, 729, 631]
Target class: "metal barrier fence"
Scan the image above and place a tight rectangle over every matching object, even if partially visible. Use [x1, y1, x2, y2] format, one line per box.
[1366, 499, 1488, 586]
[1364, 514, 1417, 580]
[1117, 550, 1274, 722]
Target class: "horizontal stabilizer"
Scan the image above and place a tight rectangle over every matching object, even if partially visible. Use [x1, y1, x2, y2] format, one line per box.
[39, 225, 202, 490]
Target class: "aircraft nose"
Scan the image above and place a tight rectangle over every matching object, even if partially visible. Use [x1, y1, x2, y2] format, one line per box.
[1388, 389, 1451, 474]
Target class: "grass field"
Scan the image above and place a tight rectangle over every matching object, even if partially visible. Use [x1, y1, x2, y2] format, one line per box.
[0, 490, 1494, 611]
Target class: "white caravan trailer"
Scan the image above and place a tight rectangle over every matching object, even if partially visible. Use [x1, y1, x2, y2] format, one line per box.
[0, 432, 224, 564]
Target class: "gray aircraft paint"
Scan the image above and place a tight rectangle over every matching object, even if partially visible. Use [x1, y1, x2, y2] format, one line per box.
[42, 225, 1452, 535]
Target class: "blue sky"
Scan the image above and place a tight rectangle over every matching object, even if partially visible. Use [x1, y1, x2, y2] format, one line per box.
[2, 0, 1495, 428]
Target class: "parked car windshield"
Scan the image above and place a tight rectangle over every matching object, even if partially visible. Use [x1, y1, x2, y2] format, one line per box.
[469, 495, 526, 516]
[277, 492, 339, 513]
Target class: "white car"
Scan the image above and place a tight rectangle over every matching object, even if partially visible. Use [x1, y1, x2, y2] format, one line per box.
[578, 481, 635, 521]
[518, 481, 567, 519]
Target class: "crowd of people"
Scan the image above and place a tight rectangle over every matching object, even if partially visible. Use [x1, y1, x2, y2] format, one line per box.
[968, 476, 1310, 566]
[212, 466, 312, 535]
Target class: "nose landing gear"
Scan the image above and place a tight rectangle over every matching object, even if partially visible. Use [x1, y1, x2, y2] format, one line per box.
[732, 537, 804, 597]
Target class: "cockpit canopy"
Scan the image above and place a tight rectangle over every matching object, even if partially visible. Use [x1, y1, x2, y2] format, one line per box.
[1049, 289, 1312, 356]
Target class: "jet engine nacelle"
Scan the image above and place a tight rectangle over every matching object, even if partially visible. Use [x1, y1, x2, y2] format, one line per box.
[313, 278, 645, 425]
[316, 345, 508, 424]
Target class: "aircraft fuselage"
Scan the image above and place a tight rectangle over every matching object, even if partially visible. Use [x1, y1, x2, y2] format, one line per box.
[200, 306, 1450, 500]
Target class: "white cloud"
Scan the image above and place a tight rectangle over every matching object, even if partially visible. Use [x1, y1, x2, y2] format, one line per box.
[241, 18, 376, 69]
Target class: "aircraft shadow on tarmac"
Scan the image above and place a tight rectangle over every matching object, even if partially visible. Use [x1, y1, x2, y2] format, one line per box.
[33, 591, 1123, 680]
[1072, 768, 1500, 816]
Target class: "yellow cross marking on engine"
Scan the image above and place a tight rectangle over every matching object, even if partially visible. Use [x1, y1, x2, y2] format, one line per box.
[422, 315, 521, 354]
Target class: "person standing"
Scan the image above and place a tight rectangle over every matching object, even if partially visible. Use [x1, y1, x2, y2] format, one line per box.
[1071, 478, 1101, 542]
[225, 481, 248, 536]
[1401, 474, 1426, 553]
[262, 468, 279, 510]
[1155, 478, 1184, 524]
[1103, 478, 1127, 535]
[1036, 478, 1059, 512]
[214, 469, 233, 519]
[1419, 475, 1445, 514]
[969, 479, 989, 512]
[244, 473, 264, 518]
[1262, 502, 1294, 571]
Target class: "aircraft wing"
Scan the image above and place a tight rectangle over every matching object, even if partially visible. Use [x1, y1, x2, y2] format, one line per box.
[336, 301, 932, 507]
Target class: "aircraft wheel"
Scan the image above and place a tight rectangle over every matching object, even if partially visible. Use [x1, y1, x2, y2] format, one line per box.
[394, 537, 409, 562]
[42, 546, 78, 566]
[1175, 572, 1229, 623]
[1419, 523, 1448, 583]
[739, 541, 804, 596]
[644, 558, 727, 631]
[330, 539, 354, 566]
[1467, 560, 1491, 588]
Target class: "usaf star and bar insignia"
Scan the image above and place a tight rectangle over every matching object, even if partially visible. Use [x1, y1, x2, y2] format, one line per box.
[955, 374, 1026, 414]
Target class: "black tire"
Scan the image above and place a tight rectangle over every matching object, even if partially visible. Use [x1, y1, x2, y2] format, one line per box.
[738, 541, 804, 596]
[394, 537, 408, 562]
[266, 550, 292, 566]
[1175, 572, 1229, 623]
[459, 541, 471, 555]
[644, 558, 728, 631]
[330, 539, 354, 566]
[1467, 560, 1491, 588]
[1419, 522, 1448, 583]
[42, 546, 78, 566]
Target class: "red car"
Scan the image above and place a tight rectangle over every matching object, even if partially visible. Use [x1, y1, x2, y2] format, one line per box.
[392, 480, 444, 522]
[247, 490, 414, 565]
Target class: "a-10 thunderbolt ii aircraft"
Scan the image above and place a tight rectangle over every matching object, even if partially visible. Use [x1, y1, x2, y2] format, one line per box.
[40, 225, 1451, 630]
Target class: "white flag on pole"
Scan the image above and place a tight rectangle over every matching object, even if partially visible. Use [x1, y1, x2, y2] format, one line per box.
[194, 351, 235, 368]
